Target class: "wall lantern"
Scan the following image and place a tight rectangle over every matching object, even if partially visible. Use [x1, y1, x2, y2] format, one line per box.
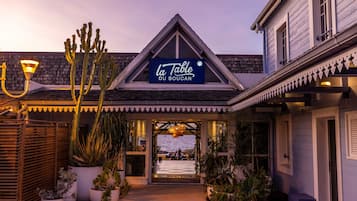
[1, 60, 39, 98]
[320, 81, 331, 87]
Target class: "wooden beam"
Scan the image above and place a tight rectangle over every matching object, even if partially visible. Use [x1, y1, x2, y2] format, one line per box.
[270, 96, 309, 103]
[331, 68, 357, 77]
[292, 86, 350, 94]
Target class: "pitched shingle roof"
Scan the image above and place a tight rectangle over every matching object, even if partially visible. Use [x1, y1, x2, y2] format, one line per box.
[23, 90, 240, 105]
[0, 52, 262, 91]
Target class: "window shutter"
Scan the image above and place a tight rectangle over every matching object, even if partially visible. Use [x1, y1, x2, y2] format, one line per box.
[350, 118, 357, 157]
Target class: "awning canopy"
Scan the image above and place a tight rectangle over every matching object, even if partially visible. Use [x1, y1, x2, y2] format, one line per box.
[230, 47, 357, 111]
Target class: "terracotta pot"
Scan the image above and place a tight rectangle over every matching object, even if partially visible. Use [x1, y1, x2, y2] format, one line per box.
[89, 188, 120, 201]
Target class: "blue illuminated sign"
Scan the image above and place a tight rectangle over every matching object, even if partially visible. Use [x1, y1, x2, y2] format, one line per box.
[149, 59, 205, 84]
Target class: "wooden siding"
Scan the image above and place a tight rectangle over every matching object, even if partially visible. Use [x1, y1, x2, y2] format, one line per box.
[265, 0, 311, 74]
[274, 112, 314, 195]
[264, 0, 356, 75]
[288, 0, 310, 60]
[336, 0, 357, 32]
[339, 104, 357, 201]
[0, 119, 70, 201]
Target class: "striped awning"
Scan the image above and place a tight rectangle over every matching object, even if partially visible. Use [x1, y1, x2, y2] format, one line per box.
[231, 47, 357, 111]
[28, 105, 229, 113]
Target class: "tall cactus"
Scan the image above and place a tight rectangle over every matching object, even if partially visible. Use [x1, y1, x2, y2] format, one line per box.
[64, 22, 117, 160]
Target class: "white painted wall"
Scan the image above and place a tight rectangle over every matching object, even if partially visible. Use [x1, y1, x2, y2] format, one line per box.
[336, 0, 357, 32]
[263, 0, 356, 75]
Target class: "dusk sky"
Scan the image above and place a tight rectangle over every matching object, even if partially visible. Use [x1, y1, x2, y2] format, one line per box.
[1, 0, 268, 54]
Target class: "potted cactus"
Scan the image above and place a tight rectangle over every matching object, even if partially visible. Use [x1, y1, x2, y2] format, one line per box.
[64, 21, 118, 201]
[89, 160, 121, 201]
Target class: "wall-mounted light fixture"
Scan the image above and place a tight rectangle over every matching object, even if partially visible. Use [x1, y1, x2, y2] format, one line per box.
[348, 55, 356, 68]
[320, 81, 331, 87]
[1, 60, 39, 98]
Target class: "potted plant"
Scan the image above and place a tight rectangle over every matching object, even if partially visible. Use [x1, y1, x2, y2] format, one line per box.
[200, 152, 234, 200]
[38, 168, 78, 201]
[209, 159, 236, 201]
[57, 167, 77, 201]
[98, 112, 128, 184]
[38, 189, 64, 201]
[89, 159, 121, 201]
[69, 131, 110, 201]
[235, 167, 272, 201]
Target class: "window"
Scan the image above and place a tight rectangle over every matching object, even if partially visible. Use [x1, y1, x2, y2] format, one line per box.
[127, 120, 147, 152]
[277, 23, 288, 67]
[274, 14, 289, 70]
[276, 115, 293, 175]
[235, 121, 270, 171]
[311, 0, 334, 44]
[345, 111, 357, 160]
[208, 121, 228, 152]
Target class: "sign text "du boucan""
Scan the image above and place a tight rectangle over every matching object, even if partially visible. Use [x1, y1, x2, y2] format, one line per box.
[149, 59, 205, 84]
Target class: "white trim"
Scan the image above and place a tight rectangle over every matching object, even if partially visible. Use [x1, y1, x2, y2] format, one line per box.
[312, 107, 343, 201]
[274, 13, 290, 70]
[126, 60, 150, 83]
[344, 111, 357, 160]
[331, 0, 337, 35]
[175, 32, 179, 59]
[118, 82, 235, 90]
[230, 47, 357, 111]
[276, 114, 293, 175]
[178, 32, 203, 59]
[109, 14, 245, 90]
[309, 0, 315, 48]
[27, 105, 230, 113]
[153, 32, 176, 58]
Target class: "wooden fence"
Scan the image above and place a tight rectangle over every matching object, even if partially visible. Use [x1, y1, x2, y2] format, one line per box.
[0, 119, 70, 201]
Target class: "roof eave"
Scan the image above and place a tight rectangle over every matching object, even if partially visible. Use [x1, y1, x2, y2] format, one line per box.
[230, 23, 357, 106]
[250, 0, 283, 31]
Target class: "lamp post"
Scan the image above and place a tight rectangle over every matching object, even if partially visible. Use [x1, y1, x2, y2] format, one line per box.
[1, 60, 39, 98]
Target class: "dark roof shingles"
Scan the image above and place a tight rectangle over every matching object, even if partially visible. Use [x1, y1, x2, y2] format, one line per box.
[0, 52, 262, 90]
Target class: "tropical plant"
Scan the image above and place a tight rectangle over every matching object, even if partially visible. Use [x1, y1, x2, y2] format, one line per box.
[92, 159, 121, 201]
[98, 112, 128, 159]
[119, 179, 131, 197]
[38, 168, 77, 200]
[72, 131, 111, 167]
[57, 167, 77, 200]
[64, 22, 117, 161]
[235, 167, 272, 201]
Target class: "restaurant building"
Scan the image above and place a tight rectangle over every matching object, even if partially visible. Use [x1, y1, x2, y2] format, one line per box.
[0, 14, 268, 185]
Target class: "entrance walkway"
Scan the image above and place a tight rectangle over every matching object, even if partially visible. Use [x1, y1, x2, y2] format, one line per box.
[121, 184, 206, 201]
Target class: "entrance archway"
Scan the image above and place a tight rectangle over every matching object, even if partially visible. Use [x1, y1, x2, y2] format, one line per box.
[152, 120, 201, 183]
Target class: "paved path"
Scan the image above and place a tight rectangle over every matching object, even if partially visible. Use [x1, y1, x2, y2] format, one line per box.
[120, 184, 206, 201]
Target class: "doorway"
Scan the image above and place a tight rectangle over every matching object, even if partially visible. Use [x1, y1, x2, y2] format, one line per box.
[316, 118, 338, 201]
[313, 108, 342, 201]
[151, 120, 201, 183]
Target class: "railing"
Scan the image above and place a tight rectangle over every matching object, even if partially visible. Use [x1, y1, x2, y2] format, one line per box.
[0, 119, 70, 201]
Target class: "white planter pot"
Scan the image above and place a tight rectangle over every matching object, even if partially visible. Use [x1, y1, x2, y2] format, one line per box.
[89, 188, 120, 201]
[69, 166, 102, 201]
[57, 180, 77, 201]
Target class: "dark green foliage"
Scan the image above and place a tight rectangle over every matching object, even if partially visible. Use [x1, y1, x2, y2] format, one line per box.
[98, 112, 128, 159]
[235, 167, 271, 201]
[92, 159, 121, 201]
[120, 179, 131, 197]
